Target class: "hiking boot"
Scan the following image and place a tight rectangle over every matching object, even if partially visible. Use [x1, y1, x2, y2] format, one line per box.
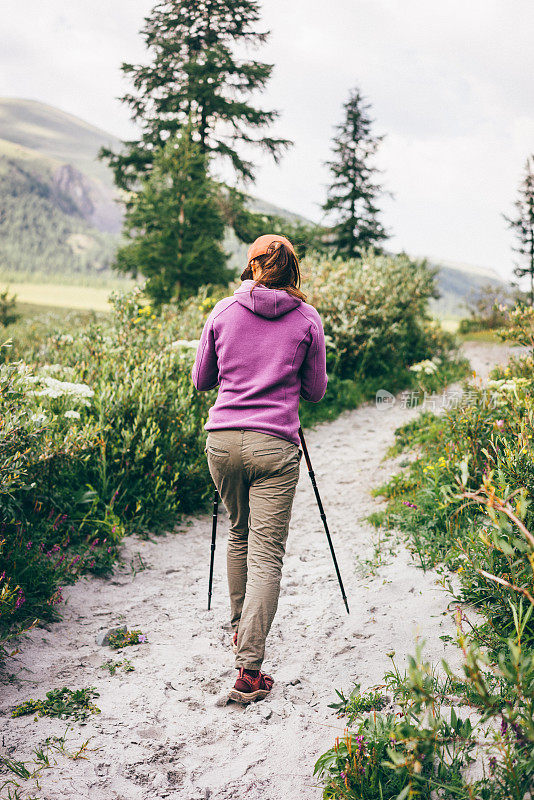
[232, 630, 238, 654]
[228, 668, 274, 704]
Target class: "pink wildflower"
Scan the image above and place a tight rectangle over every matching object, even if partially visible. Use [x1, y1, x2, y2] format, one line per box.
[15, 589, 25, 610]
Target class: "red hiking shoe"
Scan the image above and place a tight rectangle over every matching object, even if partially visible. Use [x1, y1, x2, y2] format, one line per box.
[232, 630, 238, 654]
[228, 668, 274, 704]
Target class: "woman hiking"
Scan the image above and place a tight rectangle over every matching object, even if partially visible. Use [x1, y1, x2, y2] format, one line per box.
[192, 234, 327, 704]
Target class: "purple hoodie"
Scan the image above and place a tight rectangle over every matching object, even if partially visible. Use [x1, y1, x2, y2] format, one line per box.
[192, 280, 328, 446]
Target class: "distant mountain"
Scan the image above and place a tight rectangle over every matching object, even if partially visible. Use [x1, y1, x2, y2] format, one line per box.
[427, 257, 506, 318]
[0, 98, 120, 187]
[0, 99, 125, 276]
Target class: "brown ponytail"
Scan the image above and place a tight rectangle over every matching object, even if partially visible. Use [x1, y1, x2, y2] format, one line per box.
[240, 241, 307, 301]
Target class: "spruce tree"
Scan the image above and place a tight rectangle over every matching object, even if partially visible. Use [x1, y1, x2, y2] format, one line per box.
[116, 132, 231, 304]
[505, 156, 534, 305]
[323, 88, 388, 257]
[101, 0, 291, 189]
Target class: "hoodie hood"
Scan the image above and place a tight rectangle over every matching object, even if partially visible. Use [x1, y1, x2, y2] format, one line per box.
[234, 280, 301, 319]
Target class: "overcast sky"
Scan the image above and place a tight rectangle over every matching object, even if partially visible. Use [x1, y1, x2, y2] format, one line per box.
[2, 0, 533, 278]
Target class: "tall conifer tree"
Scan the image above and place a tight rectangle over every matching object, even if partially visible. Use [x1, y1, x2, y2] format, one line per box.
[116, 132, 231, 304]
[101, 0, 291, 189]
[323, 88, 388, 257]
[505, 157, 534, 305]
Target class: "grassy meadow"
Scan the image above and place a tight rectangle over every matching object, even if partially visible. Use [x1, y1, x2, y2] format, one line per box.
[0, 270, 136, 313]
[6, 284, 114, 313]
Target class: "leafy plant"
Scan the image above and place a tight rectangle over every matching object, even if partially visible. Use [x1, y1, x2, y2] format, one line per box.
[100, 658, 134, 674]
[107, 628, 148, 650]
[12, 687, 100, 721]
[314, 711, 439, 800]
[328, 685, 388, 723]
[304, 250, 454, 381]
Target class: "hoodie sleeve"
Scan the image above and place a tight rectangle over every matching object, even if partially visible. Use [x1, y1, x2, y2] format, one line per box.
[300, 312, 328, 403]
[192, 313, 219, 391]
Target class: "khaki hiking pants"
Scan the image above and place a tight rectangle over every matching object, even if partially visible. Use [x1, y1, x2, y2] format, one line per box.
[206, 429, 301, 670]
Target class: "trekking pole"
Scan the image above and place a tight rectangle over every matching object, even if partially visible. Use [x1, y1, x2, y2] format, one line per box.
[207, 488, 219, 610]
[298, 426, 349, 614]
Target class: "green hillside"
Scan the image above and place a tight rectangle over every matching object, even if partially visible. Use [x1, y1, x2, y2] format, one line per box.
[0, 98, 120, 187]
[0, 142, 117, 276]
[0, 100, 126, 275]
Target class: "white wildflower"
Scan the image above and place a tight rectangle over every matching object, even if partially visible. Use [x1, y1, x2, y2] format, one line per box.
[324, 334, 336, 350]
[409, 359, 438, 375]
[40, 364, 74, 377]
[488, 377, 529, 394]
[169, 339, 200, 350]
[30, 411, 48, 425]
[56, 334, 74, 346]
[64, 410, 81, 420]
[30, 376, 94, 401]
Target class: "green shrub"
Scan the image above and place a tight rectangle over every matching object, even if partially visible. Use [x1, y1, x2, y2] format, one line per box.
[0, 288, 20, 327]
[0, 353, 104, 648]
[376, 365, 534, 639]
[314, 305, 534, 798]
[303, 250, 452, 380]
[0, 290, 215, 653]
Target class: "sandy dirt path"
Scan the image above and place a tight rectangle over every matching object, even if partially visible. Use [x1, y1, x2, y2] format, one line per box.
[0, 342, 518, 800]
